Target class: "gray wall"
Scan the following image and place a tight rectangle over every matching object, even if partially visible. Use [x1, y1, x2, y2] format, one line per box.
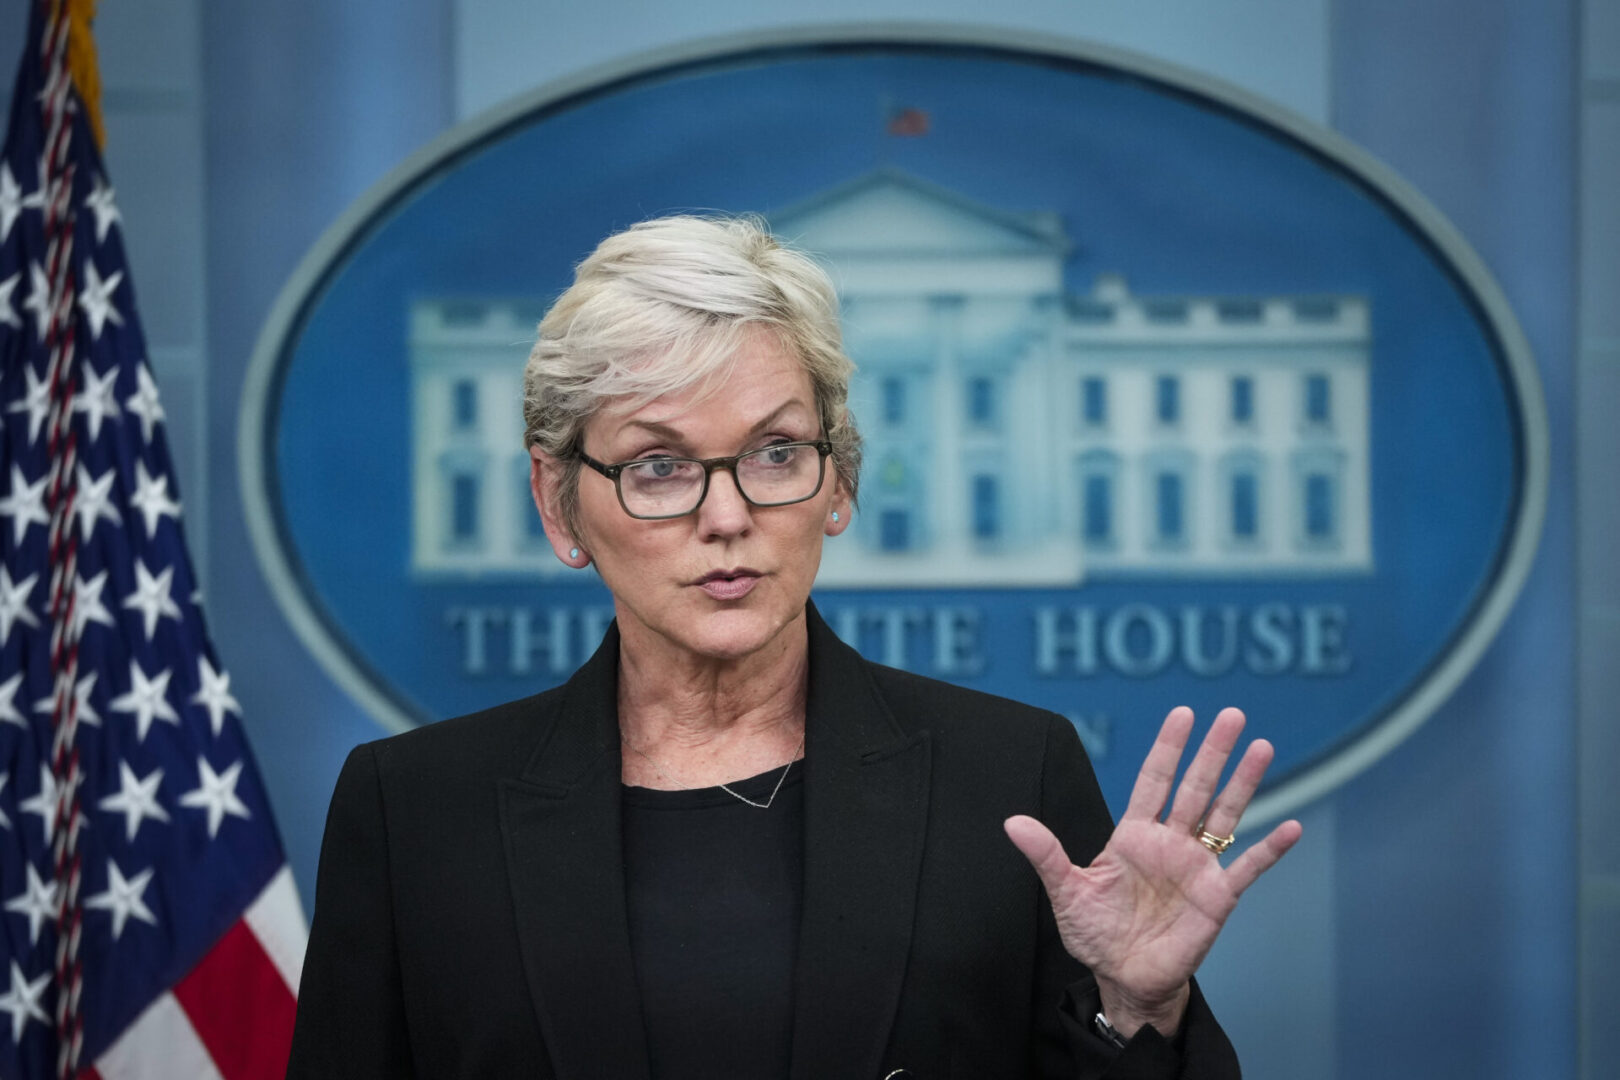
[1331, 5, 1577, 1075]
[1577, 1, 1619, 1076]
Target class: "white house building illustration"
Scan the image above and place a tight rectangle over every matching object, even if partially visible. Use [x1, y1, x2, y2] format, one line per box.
[408, 170, 1372, 586]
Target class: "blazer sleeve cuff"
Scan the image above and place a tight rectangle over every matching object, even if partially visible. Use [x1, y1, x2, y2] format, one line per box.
[1058, 975, 1240, 1080]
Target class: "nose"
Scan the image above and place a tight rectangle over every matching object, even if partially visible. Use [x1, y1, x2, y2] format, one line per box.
[695, 465, 752, 538]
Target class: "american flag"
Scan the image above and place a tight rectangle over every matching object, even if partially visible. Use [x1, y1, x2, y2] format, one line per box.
[0, 4, 304, 1078]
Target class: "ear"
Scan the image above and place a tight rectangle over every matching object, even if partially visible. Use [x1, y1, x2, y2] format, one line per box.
[530, 447, 590, 567]
[823, 473, 853, 537]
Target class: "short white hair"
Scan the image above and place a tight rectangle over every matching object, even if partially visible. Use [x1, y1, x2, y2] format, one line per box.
[523, 214, 862, 535]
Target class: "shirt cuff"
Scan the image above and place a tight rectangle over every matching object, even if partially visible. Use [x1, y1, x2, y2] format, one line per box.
[1058, 976, 1186, 1078]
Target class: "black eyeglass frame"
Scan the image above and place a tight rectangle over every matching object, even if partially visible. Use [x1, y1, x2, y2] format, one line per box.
[576, 440, 835, 520]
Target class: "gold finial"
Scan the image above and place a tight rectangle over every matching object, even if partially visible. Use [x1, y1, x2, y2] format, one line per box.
[58, 0, 106, 150]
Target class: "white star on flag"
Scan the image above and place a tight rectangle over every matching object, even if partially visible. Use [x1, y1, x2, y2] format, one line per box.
[124, 362, 165, 443]
[84, 173, 121, 243]
[72, 361, 122, 442]
[98, 761, 171, 842]
[5, 363, 50, 444]
[123, 559, 181, 641]
[180, 757, 251, 839]
[74, 463, 122, 541]
[0, 160, 44, 241]
[0, 961, 49, 1043]
[0, 270, 19, 328]
[33, 669, 102, 729]
[129, 459, 181, 538]
[3, 863, 58, 946]
[0, 565, 40, 646]
[0, 775, 9, 830]
[0, 464, 49, 544]
[20, 259, 49, 342]
[18, 763, 71, 842]
[85, 859, 158, 941]
[0, 673, 27, 728]
[191, 656, 241, 738]
[77, 258, 124, 340]
[110, 659, 180, 743]
[70, 568, 117, 640]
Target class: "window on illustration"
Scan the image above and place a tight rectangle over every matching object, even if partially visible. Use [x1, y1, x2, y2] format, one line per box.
[1156, 471, 1184, 542]
[1156, 376, 1180, 425]
[452, 474, 480, 542]
[883, 376, 905, 425]
[1305, 374, 1332, 425]
[453, 379, 478, 430]
[1305, 473, 1336, 540]
[968, 377, 995, 425]
[1231, 472, 1258, 540]
[880, 509, 911, 552]
[1230, 376, 1254, 425]
[972, 475, 1000, 540]
[1082, 377, 1107, 426]
[1084, 473, 1113, 546]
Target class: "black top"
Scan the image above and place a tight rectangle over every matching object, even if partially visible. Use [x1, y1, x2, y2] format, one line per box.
[622, 764, 805, 1080]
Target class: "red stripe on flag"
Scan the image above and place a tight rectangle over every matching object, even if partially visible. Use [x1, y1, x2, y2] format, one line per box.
[77, 1068, 102, 1080]
[171, 922, 296, 1080]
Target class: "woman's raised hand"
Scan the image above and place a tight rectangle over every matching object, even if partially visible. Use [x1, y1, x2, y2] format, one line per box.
[1004, 707, 1303, 1038]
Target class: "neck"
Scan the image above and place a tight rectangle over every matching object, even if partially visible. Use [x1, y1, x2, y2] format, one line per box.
[616, 611, 810, 788]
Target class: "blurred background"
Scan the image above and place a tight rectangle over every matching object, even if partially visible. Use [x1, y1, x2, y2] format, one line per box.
[1, 1, 1611, 1077]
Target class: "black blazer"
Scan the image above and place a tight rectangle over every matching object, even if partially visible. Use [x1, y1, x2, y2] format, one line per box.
[288, 606, 1239, 1079]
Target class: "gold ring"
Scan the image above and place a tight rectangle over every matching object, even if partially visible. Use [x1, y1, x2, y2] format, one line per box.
[1195, 827, 1235, 855]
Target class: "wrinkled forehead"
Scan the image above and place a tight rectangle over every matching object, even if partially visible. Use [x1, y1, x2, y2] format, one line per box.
[588, 331, 819, 442]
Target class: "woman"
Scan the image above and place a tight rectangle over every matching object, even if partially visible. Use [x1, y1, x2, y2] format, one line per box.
[287, 216, 1301, 1079]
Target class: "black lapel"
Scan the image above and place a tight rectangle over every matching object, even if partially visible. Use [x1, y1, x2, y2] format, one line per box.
[498, 625, 652, 1080]
[789, 604, 932, 1080]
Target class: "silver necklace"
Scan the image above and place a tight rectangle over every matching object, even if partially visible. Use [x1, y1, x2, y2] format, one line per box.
[622, 733, 805, 809]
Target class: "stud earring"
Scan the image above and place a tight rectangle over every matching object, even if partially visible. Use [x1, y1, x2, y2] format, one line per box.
[831, 511, 839, 523]
[569, 548, 580, 559]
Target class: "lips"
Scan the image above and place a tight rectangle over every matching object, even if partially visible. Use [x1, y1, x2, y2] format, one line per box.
[694, 568, 762, 601]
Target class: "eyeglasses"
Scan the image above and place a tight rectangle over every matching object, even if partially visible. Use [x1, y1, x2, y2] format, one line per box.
[577, 440, 834, 520]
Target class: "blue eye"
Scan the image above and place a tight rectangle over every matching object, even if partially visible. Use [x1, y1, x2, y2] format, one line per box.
[623, 457, 701, 492]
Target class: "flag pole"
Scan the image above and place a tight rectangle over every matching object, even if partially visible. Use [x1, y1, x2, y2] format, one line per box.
[35, 2, 88, 1070]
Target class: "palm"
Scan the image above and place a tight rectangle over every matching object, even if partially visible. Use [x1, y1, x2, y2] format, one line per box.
[1006, 707, 1302, 1022]
[1053, 817, 1243, 1001]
